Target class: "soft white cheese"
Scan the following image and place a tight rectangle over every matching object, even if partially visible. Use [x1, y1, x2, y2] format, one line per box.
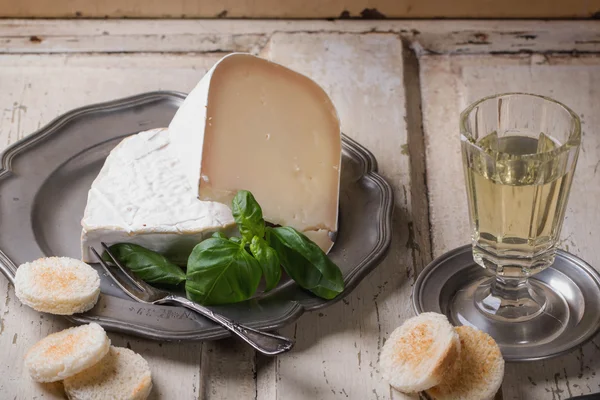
[169, 53, 342, 252]
[80, 128, 235, 263]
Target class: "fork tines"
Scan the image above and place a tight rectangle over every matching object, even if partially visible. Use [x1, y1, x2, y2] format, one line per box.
[90, 243, 150, 302]
[100, 243, 147, 291]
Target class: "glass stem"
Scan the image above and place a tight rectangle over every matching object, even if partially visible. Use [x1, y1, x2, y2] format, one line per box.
[486, 274, 547, 320]
[490, 275, 531, 303]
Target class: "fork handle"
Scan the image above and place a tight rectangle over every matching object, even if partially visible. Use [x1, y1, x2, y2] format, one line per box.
[160, 295, 294, 356]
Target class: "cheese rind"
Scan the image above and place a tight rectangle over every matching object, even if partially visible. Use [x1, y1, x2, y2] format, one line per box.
[169, 53, 341, 250]
[80, 128, 235, 263]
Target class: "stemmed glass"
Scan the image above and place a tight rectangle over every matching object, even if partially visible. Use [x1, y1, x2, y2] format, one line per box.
[454, 93, 581, 346]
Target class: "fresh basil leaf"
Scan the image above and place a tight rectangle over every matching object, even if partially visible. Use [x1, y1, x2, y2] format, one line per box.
[250, 236, 281, 291]
[229, 236, 242, 244]
[212, 232, 228, 239]
[185, 237, 262, 305]
[102, 243, 185, 286]
[267, 230, 321, 288]
[267, 227, 344, 299]
[231, 190, 265, 241]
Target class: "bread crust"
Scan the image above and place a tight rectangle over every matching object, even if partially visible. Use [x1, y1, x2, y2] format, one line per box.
[64, 346, 153, 400]
[426, 326, 505, 400]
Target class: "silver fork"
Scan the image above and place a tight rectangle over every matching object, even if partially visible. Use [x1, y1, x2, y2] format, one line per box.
[91, 243, 294, 356]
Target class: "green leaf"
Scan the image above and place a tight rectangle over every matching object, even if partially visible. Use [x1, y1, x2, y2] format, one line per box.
[250, 236, 281, 291]
[102, 243, 186, 286]
[211, 232, 228, 239]
[231, 190, 265, 241]
[229, 236, 242, 244]
[267, 227, 344, 300]
[185, 237, 262, 305]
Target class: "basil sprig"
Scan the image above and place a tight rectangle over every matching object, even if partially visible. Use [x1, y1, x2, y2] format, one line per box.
[105, 190, 345, 305]
[185, 237, 262, 305]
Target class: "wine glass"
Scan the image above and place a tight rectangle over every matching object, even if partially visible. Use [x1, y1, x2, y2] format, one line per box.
[454, 93, 581, 346]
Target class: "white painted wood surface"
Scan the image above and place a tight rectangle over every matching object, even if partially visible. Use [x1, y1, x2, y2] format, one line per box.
[0, 20, 598, 400]
[0, 19, 599, 54]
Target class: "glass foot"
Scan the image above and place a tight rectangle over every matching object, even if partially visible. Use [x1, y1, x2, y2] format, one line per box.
[450, 276, 570, 347]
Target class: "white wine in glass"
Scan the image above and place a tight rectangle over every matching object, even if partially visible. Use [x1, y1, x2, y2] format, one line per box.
[457, 93, 581, 346]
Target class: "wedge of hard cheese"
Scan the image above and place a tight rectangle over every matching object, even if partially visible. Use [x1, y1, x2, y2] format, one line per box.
[80, 128, 235, 263]
[169, 53, 342, 251]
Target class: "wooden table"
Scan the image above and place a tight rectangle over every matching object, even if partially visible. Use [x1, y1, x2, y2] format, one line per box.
[0, 19, 598, 400]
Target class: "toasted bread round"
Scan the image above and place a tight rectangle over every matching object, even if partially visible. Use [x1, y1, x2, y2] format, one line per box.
[379, 313, 460, 393]
[64, 346, 152, 400]
[25, 323, 110, 382]
[426, 326, 505, 400]
[15, 257, 101, 315]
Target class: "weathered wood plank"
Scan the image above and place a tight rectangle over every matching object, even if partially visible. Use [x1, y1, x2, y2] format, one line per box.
[0, 20, 598, 55]
[1, 0, 599, 19]
[420, 53, 600, 399]
[0, 53, 256, 400]
[256, 31, 423, 400]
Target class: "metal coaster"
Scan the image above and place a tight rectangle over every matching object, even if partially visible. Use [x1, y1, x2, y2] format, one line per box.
[413, 245, 600, 362]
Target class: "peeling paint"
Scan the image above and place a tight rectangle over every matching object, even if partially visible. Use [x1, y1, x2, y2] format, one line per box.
[455, 40, 491, 46]
[3, 282, 11, 315]
[473, 32, 488, 42]
[401, 143, 409, 155]
[528, 376, 537, 386]
[374, 300, 382, 356]
[579, 347, 585, 379]
[564, 368, 573, 398]
[360, 8, 386, 19]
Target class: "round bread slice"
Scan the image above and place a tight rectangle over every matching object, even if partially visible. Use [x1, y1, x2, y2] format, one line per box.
[15, 257, 101, 315]
[426, 326, 505, 400]
[379, 312, 460, 393]
[25, 323, 110, 382]
[64, 346, 152, 400]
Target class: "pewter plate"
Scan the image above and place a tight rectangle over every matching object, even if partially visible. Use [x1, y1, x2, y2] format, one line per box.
[0, 91, 393, 341]
[413, 245, 600, 362]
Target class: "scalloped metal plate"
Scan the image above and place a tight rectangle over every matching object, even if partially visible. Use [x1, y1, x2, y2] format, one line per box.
[0, 91, 393, 341]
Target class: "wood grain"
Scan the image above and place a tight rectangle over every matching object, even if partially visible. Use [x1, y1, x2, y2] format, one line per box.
[0, 0, 599, 19]
[0, 19, 598, 400]
[258, 32, 423, 399]
[0, 20, 599, 55]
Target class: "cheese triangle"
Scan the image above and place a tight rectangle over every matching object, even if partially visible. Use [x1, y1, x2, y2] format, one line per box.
[169, 53, 342, 249]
